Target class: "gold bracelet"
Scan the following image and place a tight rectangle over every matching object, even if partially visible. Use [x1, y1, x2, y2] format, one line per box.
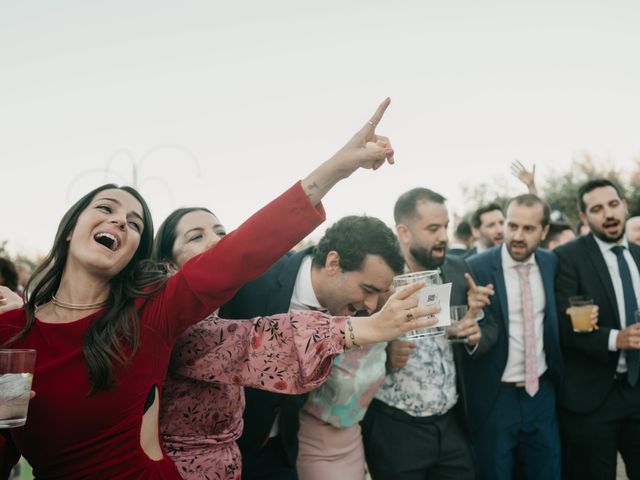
[346, 316, 359, 348]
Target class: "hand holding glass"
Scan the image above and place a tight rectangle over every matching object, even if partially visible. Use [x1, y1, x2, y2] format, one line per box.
[392, 270, 442, 339]
[0, 349, 37, 428]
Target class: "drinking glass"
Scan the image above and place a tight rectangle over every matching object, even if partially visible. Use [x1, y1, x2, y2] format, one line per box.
[0, 349, 37, 428]
[568, 296, 594, 333]
[445, 305, 469, 343]
[392, 270, 443, 339]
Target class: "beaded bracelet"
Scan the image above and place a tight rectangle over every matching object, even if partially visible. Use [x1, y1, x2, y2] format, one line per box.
[346, 316, 360, 348]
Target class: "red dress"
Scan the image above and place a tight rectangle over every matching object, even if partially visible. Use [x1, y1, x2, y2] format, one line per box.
[0, 182, 324, 480]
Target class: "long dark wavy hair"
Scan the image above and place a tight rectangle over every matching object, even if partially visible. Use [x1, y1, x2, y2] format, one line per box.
[4, 184, 168, 393]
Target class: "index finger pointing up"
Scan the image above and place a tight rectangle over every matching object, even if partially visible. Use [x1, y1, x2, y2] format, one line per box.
[366, 97, 391, 130]
[465, 273, 478, 291]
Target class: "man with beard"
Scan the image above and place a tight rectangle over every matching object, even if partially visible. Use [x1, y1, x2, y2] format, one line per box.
[466, 203, 505, 258]
[464, 193, 564, 480]
[361, 187, 497, 480]
[554, 179, 640, 480]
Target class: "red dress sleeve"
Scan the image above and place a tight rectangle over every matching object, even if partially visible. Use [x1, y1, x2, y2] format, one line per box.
[169, 311, 347, 393]
[140, 181, 325, 341]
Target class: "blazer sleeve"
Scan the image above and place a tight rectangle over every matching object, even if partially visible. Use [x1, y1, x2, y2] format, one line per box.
[142, 181, 326, 341]
[169, 311, 346, 393]
[554, 247, 610, 364]
[465, 260, 499, 358]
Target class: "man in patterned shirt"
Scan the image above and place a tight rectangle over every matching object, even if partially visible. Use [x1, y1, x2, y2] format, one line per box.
[361, 187, 497, 480]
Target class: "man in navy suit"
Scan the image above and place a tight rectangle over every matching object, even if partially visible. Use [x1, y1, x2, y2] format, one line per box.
[465, 194, 564, 480]
[219, 215, 405, 480]
[554, 179, 640, 480]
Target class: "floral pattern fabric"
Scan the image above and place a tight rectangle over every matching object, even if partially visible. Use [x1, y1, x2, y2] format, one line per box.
[303, 342, 387, 428]
[160, 310, 346, 480]
[375, 335, 458, 417]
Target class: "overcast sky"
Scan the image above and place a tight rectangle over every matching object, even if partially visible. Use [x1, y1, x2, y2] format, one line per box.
[2, 1, 639, 257]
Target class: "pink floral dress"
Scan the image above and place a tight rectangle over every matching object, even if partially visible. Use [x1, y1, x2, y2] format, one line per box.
[160, 310, 347, 480]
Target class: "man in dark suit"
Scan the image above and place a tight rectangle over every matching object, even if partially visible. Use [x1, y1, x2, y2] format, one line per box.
[465, 193, 564, 480]
[554, 179, 640, 480]
[219, 215, 405, 480]
[361, 187, 497, 480]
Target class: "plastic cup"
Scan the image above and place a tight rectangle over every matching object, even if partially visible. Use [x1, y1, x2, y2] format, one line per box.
[0, 349, 36, 428]
[569, 296, 594, 333]
[393, 270, 443, 339]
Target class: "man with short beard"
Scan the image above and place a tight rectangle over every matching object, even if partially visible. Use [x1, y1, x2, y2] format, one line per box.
[464, 193, 564, 480]
[361, 187, 497, 480]
[554, 179, 640, 480]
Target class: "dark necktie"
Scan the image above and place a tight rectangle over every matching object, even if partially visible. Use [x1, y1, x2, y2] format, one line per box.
[611, 245, 639, 386]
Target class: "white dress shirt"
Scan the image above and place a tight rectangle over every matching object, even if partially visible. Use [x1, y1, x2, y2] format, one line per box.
[501, 245, 548, 382]
[593, 236, 640, 372]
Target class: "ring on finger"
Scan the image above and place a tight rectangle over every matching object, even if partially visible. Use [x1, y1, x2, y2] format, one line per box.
[368, 120, 377, 128]
[406, 308, 415, 320]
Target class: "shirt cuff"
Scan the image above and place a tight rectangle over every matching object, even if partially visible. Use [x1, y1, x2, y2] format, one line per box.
[608, 329, 619, 352]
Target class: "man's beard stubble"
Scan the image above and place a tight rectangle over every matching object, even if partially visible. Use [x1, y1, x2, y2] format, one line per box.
[590, 219, 626, 244]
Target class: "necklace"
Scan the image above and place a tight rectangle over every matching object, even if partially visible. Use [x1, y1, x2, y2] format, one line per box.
[51, 295, 108, 310]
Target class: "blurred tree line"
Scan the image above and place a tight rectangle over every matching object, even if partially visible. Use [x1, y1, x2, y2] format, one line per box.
[461, 154, 640, 227]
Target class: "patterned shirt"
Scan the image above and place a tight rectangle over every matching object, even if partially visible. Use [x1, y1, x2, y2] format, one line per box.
[304, 342, 387, 428]
[375, 334, 458, 417]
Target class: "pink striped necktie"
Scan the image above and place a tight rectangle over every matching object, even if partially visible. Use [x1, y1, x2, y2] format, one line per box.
[515, 263, 539, 397]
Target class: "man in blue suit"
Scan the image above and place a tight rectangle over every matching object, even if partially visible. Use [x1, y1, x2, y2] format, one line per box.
[464, 194, 564, 480]
[219, 215, 405, 480]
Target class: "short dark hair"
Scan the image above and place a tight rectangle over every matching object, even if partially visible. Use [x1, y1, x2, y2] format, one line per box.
[577, 178, 625, 213]
[312, 215, 404, 275]
[541, 222, 574, 249]
[153, 207, 215, 265]
[506, 194, 551, 227]
[394, 188, 446, 225]
[0, 257, 19, 292]
[471, 203, 503, 229]
[454, 220, 472, 242]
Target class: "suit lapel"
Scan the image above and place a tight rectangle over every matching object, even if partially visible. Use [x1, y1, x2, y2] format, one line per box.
[265, 247, 312, 313]
[629, 242, 640, 271]
[535, 250, 557, 336]
[584, 235, 620, 326]
[491, 248, 510, 333]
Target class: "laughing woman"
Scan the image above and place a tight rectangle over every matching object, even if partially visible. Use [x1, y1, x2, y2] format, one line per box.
[0, 100, 397, 479]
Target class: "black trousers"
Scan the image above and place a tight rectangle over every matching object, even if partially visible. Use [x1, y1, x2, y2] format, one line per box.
[241, 436, 297, 480]
[361, 399, 474, 480]
[561, 379, 640, 480]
